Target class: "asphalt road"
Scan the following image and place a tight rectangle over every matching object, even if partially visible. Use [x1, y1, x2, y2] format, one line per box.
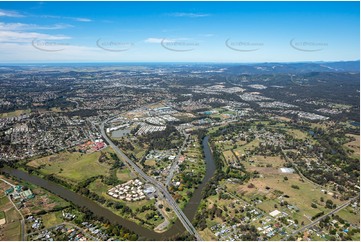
[283, 196, 359, 240]
[100, 120, 203, 241]
[165, 132, 189, 186]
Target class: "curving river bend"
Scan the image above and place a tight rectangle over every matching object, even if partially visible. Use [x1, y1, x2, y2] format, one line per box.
[1, 136, 216, 240]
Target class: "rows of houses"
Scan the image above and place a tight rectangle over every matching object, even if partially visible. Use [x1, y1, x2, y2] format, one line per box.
[107, 179, 146, 202]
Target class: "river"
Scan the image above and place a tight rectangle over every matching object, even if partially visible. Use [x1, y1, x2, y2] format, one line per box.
[1, 136, 216, 240]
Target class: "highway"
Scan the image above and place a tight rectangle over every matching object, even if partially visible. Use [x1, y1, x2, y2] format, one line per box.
[165, 131, 189, 187]
[100, 120, 203, 241]
[283, 196, 359, 240]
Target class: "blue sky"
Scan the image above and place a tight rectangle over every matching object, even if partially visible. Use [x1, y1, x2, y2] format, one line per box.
[0, 1, 359, 63]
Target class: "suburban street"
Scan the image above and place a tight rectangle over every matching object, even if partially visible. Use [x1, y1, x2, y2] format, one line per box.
[100, 119, 203, 241]
[26, 222, 98, 241]
[165, 131, 189, 187]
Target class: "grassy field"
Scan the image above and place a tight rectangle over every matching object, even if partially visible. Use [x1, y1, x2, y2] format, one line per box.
[88, 179, 110, 196]
[236, 140, 247, 146]
[287, 129, 309, 140]
[0, 196, 9, 207]
[275, 116, 292, 122]
[136, 208, 164, 228]
[215, 140, 235, 150]
[246, 155, 285, 168]
[116, 168, 133, 182]
[222, 150, 237, 163]
[0, 180, 12, 197]
[3, 207, 22, 241]
[335, 206, 360, 225]
[0, 195, 21, 240]
[0, 109, 31, 118]
[343, 134, 360, 159]
[225, 167, 342, 222]
[199, 227, 217, 241]
[233, 139, 260, 156]
[2, 219, 21, 240]
[27, 149, 113, 183]
[41, 211, 63, 228]
[144, 159, 156, 166]
[21, 186, 70, 215]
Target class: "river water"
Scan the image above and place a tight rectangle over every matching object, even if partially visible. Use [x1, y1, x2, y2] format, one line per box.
[1, 136, 216, 240]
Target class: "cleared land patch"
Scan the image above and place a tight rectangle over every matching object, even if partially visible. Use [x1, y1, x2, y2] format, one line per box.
[0, 109, 31, 118]
[287, 129, 309, 140]
[27, 149, 113, 183]
[225, 166, 342, 224]
[41, 211, 63, 228]
[343, 134, 360, 158]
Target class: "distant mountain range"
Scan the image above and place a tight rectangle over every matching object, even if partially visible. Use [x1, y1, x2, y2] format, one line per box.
[226, 61, 360, 74]
[0, 61, 359, 74]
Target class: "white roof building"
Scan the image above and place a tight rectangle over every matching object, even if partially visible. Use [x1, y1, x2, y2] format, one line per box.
[269, 210, 281, 217]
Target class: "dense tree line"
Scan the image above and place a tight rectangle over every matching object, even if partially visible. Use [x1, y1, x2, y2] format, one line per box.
[138, 125, 182, 150]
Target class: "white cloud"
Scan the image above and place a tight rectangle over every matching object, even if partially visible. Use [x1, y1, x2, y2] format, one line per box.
[144, 37, 191, 44]
[167, 12, 210, 18]
[34, 14, 92, 22]
[70, 17, 92, 22]
[144, 38, 165, 44]
[0, 9, 24, 18]
[0, 22, 73, 31]
[0, 42, 136, 62]
[0, 30, 71, 43]
[0, 8, 92, 22]
[199, 33, 215, 37]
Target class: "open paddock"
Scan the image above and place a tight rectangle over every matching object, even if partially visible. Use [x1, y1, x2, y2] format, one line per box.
[27, 149, 113, 183]
[343, 134, 360, 158]
[287, 129, 309, 140]
[2, 207, 21, 241]
[224, 168, 342, 222]
[246, 155, 285, 169]
[41, 211, 63, 228]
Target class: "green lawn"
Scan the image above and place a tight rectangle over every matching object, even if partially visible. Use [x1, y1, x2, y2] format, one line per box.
[234, 139, 260, 155]
[144, 159, 156, 166]
[0, 211, 5, 219]
[225, 170, 342, 221]
[116, 168, 133, 182]
[287, 129, 309, 140]
[0, 109, 31, 118]
[88, 179, 110, 196]
[3, 220, 21, 240]
[41, 211, 63, 228]
[3, 207, 21, 240]
[0, 196, 9, 207]
[136, 209, 164, 228]
[336, 207, 360, 225]
[28, 150, 112, 183]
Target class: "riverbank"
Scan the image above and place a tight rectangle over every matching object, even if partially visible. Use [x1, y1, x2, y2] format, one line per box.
[0, 135, 216, 240]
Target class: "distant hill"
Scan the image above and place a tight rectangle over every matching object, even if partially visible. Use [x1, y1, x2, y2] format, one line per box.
[226, 61, 360, 74]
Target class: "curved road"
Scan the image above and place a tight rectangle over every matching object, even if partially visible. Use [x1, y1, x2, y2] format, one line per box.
[100, 120, 202, 241]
